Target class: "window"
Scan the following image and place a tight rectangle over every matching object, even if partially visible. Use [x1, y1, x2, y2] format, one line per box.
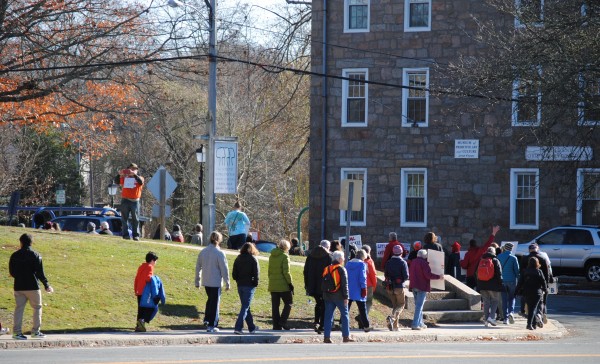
[404, 0, 431, 32]
[515, 0, 544, 28]
[401, 168, 427, 227]
[342, 69, 368, 127]
[578, 73, 600, 125]
[402, 68, 429, 127]
[510, 169, 539, 229]
[340, 168, 367, 226]
[577, 169, 600, 225]
[512, 73, 542, 126]
[344, 0, 369, 32]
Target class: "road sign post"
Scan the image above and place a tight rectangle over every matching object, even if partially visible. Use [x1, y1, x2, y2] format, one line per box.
[147, 166, 178, 240]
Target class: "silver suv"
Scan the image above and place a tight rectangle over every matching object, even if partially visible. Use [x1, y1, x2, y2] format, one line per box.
[515, 225, 600, 282]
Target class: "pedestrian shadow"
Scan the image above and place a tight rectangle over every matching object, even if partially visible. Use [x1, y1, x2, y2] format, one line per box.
[159, 304, 199, 319]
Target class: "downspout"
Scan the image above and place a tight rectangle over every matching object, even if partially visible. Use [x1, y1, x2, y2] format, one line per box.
[320, 0, 328, 240]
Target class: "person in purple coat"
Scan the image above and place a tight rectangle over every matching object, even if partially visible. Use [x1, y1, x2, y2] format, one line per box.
[408, 249, 442, 330]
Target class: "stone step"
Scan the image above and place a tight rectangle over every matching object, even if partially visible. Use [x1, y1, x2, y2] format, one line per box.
[423, 310, 484, 323]
[423, 298, 470, 311]
[427, 290, 456, 300]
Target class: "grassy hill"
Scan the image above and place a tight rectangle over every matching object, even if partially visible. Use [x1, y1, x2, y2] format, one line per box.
[0, 227, 389, 333]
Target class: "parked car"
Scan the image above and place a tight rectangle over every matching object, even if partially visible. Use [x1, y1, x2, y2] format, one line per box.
[514, 225, 600, 282]
[51, 214, 125, 236]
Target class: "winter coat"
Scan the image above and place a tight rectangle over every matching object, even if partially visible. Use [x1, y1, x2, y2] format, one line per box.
[303, 246, 332, 296]
[195, 244, 230, 288]
[346, 259, 367, 302]
[384, 256, 409, 289]
[422, 242, 443, 252]
[232, 252, 260, 287]
[497, 251, 520, 284]
[322, 263, 349, 301]
[381, 240, 403, 270]
[476, 253, 504, 292]
[460, 234, 496, 277]
[409, 257, 441, 292]
[518, 267, 547, 298]
[140, 275, 166, 308]
[268, 248, 292, 292]
[9, 246, 50, 291]
[364, 256, 377, 288]
[521, 251, 552, 283]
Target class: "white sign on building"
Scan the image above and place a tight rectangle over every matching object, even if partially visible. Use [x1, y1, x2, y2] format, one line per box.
[454, 139, 479, 158]
[525, 146, 593, 161]
[214, 141, 238, 194]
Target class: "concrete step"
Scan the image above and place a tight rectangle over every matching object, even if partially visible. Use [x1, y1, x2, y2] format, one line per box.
[427, 291, 456, 300]
[423, 298, 470, 311]
[423, 310, 484, 323]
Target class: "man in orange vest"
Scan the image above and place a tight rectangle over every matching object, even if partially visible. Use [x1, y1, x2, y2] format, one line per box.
[119, 163, 145, 241]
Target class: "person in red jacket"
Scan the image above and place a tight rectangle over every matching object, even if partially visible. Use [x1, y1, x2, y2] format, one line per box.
[118, 163, 145, 241]
[460, 225, 500, 289]
[362, 245, 378, 315]
[380, 232, 404, 270]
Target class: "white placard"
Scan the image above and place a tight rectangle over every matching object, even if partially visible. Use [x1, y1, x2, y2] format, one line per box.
[455, 139, 479, 159]
[376, 242, 387, 258]
[338, 235, 362, 249]
[123, 177, 136, 189]
[427, 249, 445, 290]
[214, 141, 238, 194]
[460, 250, 467, 276]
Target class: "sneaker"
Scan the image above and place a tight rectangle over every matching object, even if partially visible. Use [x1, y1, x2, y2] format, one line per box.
[31, 331, 46, 339]
[537, 321, 544, 329]
[508, 313, 515, 324]
[542, 314, 548, 324]
[343, 336, 356, 343]
[420, 324, 427, 330]
[12, 333, 27, 340]
[484, 321, 489, 327]
[363, 326, 373, 333]
[386, 316, 394, 331]
[133, 237, 140, 241]
[487, 317, 497, 327]
[207, 327, 220, 333]
[0, 327, 9, 335]
[503, 319, 508, 325]
[135, 319, 146, 332]
[234, 330, 243, 335]
[411, 326, 422, 330]
[249, 326, 259, 334]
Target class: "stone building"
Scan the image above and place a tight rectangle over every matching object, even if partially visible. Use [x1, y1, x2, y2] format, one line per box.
[308, 1, 600, 249]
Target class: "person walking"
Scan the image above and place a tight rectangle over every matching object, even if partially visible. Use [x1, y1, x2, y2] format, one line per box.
[303, 239, 332, 333]
[519, 243, 553, 322]
[117, 163, 144, 241]
[422, 232, 443, 252]
[134, 251, 158, 332]
[497, 243, 520, 324]
[232, 242, 260, 334]
[346, 249, 371, 332]
[268, 239, 293, 330]
[408, 249, 442, 330]
[460, 225, 500, 289]
[517, 257, 547, 330]
[380, 232, 404, 270]
[195, 231, 230, 332]
[190, 224, 203, 245]
[224, 201, 251, 250]
[477, 247, 504, 327]
[384, 245, 409, 331]
[322, 251, 355, 343]
[361, 245, 377, 315]
[9, 233, 54, 340]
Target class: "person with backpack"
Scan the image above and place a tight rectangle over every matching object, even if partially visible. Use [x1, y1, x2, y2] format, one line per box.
[497, 243, 520, 324]
[460, 225, 500, 289]
[384, 244, 409, 331]
[303, 240, 333, 334]
[322, 251, 355, 343]
[477, 247, 504, 327]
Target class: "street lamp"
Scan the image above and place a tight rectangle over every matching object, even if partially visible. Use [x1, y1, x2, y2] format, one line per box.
[168, 0, 217, 244]
[196, 146, 205, 225]
[107, 183, 119, 208]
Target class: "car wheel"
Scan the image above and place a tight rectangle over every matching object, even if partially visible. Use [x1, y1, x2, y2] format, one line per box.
[585, 261, 600, 282]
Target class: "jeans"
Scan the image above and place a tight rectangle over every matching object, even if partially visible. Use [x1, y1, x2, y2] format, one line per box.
[481, 290, 501, 321]
[323, 299, 350, 338]
[13, 290, 42, 334]
[271, 291, 293, 329]
[204, 286, 221, 328]
[412, 289, 427, 328]
[501, 282, 517, 319]
[348, 299, 370, 328]
[235, 286, 257, 332]
[120, 199, 140, 238]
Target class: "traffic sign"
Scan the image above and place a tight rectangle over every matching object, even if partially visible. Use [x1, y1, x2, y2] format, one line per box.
[147, 166, 177, 200]
[56, 189, 66, 204]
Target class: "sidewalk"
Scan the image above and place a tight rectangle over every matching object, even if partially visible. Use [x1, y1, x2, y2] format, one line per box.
[0, 317, 566, 349]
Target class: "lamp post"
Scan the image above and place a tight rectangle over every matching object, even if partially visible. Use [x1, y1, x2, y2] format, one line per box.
[107, 183, 119, 208]
[196, 146, 205, 225]
[169, 0, 217, 243]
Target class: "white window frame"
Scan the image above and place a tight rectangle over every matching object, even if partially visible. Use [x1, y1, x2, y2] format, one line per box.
[402, 68, 429, 127]
[400, 168, 427, 227]
[576, 168, 600, 225]
[404, 0, 432, 32]
[510, 168, 539, 230]
[342, 68, 369, 127]
[340, 168, 367, 226]
[344, 0, 370, 33]
[515, 0, 544, 28]
[577, 72, 600, 126]
[512, 73, 542, 127]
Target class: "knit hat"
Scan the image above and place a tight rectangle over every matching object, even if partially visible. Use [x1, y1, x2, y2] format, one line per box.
[451, 241, 461, 253]
[392, 244, 403, 256]
[413, 241, 422, 250]
[503, 242, 514, 252]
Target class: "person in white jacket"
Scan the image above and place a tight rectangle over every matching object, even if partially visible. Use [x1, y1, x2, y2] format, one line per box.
[195, 231, 230, 332]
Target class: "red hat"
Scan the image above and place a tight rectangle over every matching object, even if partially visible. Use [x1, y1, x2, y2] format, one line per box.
[452, 241, 461, 253]
[413, 241, 422, 250]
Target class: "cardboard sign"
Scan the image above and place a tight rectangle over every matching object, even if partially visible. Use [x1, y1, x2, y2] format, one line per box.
[338, 234, 362, 249]
[376, 242, 387, 258]
[427, 249, 445, 290]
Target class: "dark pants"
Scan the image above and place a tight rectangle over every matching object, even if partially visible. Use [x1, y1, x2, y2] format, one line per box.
[228, 234, 247, 250]
[120, 199, 140, 238]
[466, 275, 477, 290]
[235, 286, 257, 332]
[349, 299, 370, 328]
[525, 293, 543, 328]
[137, 296, 156, 323]
[312, 294, 325, 328]
[270, 291, 293, 329]
[204, 286, 221, 328]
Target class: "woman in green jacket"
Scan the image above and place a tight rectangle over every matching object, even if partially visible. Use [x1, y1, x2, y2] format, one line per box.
[268, 239, 293, 330]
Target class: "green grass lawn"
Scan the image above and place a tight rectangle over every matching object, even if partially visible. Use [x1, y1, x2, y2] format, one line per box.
[0, 227, 390, 333]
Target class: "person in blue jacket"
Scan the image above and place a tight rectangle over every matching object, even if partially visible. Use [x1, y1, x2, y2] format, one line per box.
[346, 249, 371, 332]
[497, 243, 520, 324]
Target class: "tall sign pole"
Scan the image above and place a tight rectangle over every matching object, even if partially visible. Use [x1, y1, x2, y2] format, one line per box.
[206, 0, 217, 244]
